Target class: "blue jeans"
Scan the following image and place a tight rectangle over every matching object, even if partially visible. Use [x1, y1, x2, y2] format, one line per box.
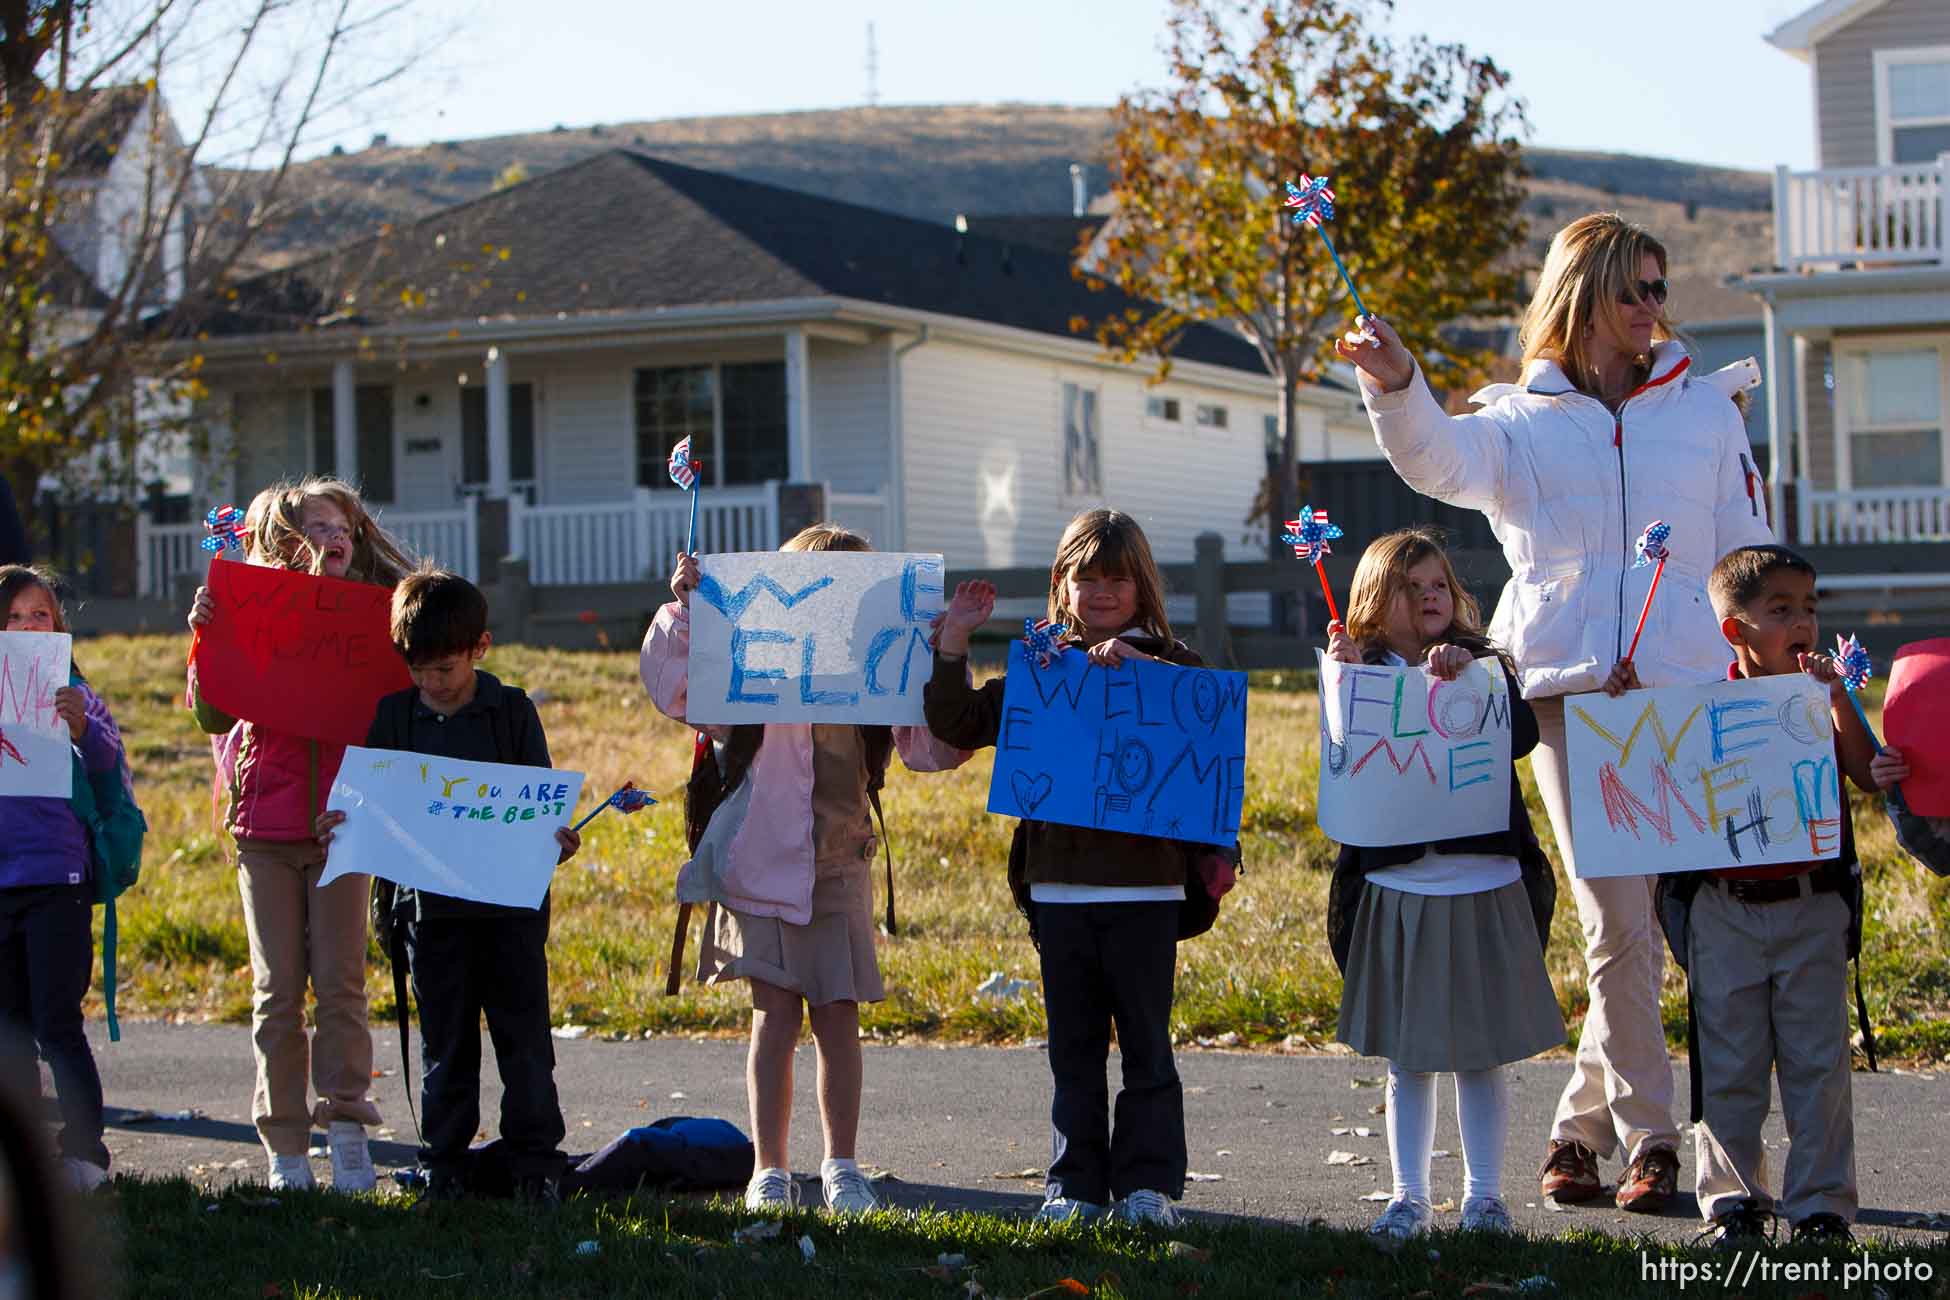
[0, 883, 108, 1169]
[1036, 900, 1185, 1203]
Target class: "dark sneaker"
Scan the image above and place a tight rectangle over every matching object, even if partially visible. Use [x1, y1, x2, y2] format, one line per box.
[424, 1170, 466, 1203]
[1701, 1198, 1774, 1250]
[517, 1174, 561, 1209]
[1538, 1139, 1602, 1204]
[1791, 1213, 1853, 1245]
[1616, 1145, 1680, 1213]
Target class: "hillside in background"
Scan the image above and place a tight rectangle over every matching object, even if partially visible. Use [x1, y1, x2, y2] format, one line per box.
[248, 103, 1775, 324]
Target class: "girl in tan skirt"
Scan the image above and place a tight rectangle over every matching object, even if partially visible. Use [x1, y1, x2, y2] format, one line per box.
[640, 524, 971, 1214]
[1321, 528, 1565, 1245]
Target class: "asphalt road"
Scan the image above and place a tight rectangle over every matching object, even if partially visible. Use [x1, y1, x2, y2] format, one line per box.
[42, 1019, 1950, 1245]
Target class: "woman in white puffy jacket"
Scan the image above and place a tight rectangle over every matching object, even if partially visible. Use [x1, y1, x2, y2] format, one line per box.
[1336, 213, 1774, 1214]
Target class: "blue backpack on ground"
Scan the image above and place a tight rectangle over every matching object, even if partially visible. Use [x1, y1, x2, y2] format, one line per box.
[562, 1117, 755, 1196]
[66, 671, 147, 1043]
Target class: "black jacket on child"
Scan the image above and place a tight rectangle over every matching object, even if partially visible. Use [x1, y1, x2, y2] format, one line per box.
[1324, 652, 1555, 974]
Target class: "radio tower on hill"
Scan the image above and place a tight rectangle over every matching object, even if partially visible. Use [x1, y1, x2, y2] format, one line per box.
[866, 22, 880, 108]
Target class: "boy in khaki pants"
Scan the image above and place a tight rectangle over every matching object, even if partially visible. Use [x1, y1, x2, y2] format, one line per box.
[1670, 545, 1901, 1246]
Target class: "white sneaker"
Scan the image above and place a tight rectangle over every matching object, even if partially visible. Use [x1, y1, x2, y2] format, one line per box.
[268, 1153, 317, 1191]
[62, 1158, 109, 1193]
[1368, 1196, 1432, 1249]
[327, 1120, 377, 1193]
[1034, 1195, 1104, 1224]
[1461, 1195, 1515, 1234]
[819, 1157, 880, 1215]
[1117, 1188, 1179, 1227]
[744, 1166, 799, 1211]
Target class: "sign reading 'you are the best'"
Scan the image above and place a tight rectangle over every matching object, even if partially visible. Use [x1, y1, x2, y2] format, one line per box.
[686, 551, 944, 726]
[1564, 674, 1840, 878]
[1314, 651, 1513, 846]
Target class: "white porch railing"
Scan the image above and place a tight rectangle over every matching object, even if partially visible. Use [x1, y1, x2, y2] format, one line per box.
[1801, 486, 1950, 544]
[135, 497, 480, 598]
[510, 482, 785, 586]
[1774, 156, 1948, 270]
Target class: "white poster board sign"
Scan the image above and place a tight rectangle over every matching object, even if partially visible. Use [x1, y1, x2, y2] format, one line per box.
[1315, 650, 1512, 846]
[0, 631, 73, 798]
[687, 550, 944, 725]
[1564, 674, 1840, 878]
[320, 746, 587, 909]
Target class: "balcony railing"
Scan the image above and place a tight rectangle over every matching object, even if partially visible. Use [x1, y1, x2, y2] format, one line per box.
[1774, 156, 1948, 270]
[1800, 485, 1950, 544]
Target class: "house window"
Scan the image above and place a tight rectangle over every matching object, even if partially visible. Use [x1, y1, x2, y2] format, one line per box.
[1146, 395, 1180, 422]
[633, 362, 788, 489]
[460, 383, 536, 487]
[1841, 346, 1943, 489]
[309, 384, 396, 503]
[1196, 403, 1229, 430]
[1878, 48, 1950, 165]
[1061, 381, 1102, 496]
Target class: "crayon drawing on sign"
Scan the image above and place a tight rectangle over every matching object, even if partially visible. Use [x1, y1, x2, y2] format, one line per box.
[987, 642, 1247, 847]
[686, 551, 944, 726]
[1563, 674, 1840, 878]
[319, 746, 587, 909]
[0, 631, 73, 799]
[1313, 651, 1512, 846]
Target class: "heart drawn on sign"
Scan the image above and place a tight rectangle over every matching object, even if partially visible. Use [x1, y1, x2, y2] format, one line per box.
[1010, 770, 1054, 816]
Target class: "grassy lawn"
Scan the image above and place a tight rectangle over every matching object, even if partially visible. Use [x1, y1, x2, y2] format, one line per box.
[72, 1177, 1950, 1299]
[75, 633, 1950, 1061]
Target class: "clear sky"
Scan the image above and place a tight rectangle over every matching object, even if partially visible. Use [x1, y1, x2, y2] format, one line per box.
[180, 0, 1823, 172]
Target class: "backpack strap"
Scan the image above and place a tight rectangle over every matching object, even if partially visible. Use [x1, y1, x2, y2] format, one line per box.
[863, 727, 896, 935]
[1854, 962, 1877, 1074]
[385, 693, 424, 1146]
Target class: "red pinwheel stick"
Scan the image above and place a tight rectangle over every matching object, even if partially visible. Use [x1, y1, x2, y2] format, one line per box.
[1313, 558, 1340, 625]
[1623, 555, 1666, 663]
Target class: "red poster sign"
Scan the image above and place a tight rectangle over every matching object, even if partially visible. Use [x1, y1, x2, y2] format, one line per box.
[193, 560, 412, 746]
[1887, 637, 1950, 817]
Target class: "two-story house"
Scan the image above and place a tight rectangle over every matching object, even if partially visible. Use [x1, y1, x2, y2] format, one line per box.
[1746, 0, 1950, 559]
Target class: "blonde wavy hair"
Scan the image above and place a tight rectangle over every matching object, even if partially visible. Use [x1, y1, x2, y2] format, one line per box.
[1344, 527, 1505, 668]
[781, 522, 871, 554]
[1048, 508, 1171, 642]
[243, 476, 414, 585]
[1519, 212, 1674, 397]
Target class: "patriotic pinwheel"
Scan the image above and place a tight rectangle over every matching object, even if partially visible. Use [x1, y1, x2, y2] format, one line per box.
[571, 782, 659, 833]
[200, 504, 247, 555]
[1284, 174, 1369, 318]
[669, 436, 700, 553]
[1023, 617, 1069, 669]
[1834, 633, 1883, 752]
[1623, 520, 1672, 662]
[1282, 505, 1346, 624]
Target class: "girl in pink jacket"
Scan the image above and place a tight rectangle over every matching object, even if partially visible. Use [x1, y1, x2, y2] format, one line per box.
[641, 523, 970, 1215]
[186, 478, 415, 1192]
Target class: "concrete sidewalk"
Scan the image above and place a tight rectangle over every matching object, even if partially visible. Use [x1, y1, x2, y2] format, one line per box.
[58, 1020, 1950, 1244]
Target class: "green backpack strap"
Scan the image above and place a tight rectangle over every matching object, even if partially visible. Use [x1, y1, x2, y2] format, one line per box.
[67, 748, 120, 1043]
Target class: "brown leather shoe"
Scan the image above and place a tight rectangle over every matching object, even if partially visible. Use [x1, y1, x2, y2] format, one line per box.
[1616, 1145, 1680, 1213]
[1538, 1139, 1602, 1204]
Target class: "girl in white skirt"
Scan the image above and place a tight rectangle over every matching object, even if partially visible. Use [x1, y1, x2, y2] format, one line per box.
[1322, 527, 1565, 1244]
[642, 524, 972, 1214]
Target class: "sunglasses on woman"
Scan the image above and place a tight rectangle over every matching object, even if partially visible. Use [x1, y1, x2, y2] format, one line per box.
[1618, 278, 1669, 307]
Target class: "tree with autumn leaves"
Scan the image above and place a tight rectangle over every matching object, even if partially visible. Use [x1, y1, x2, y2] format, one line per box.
[1084, 0, 1531, 569]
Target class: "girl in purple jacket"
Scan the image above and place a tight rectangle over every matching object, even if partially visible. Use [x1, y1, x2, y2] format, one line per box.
[0, 566, 131, 1192]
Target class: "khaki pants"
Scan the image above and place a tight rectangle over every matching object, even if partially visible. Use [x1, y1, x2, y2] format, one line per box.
[1530, 696, 1680, 1164]
[235, 838, 380, 1156]
[1690, 882, 1856, 1224]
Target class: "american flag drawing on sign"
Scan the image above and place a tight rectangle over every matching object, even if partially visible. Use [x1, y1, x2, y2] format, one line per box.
[667, 436, 698, 490]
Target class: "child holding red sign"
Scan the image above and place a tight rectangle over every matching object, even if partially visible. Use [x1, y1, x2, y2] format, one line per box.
[185, 478, 415, 1191]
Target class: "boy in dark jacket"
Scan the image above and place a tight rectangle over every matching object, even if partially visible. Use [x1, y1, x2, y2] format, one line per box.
[316, 569, 580, 1203]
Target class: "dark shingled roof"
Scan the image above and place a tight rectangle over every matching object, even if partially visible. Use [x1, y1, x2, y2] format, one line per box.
[208, 150, 1266, 374]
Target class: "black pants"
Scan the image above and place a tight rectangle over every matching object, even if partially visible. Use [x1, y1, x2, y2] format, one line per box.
[0, 884, 108, 1169]
[1036, 900, 1186, 1203]
[405, 907, 565, 1179]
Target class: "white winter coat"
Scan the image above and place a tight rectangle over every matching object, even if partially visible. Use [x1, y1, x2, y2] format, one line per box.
[1361, 341, 1774, 699]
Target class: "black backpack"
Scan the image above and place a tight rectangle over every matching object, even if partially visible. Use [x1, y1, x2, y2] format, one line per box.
[665, 724, 897, 994]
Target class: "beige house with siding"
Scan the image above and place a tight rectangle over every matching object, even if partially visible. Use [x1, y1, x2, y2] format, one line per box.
[1745, 0, 1950, 556]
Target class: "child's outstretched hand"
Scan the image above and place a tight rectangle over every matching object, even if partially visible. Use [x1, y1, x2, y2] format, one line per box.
[1601, 659, 1642, 698]
[1087, 638, 1156, 670]
[1424, 643, 1473, 682]
[1871, 746, 1910, 791]
[669, 552, 700, 608]
[1332, 314, 1413, 393]
[314, 809, 346, 847]
[555, 825, 581, 864]
[1195, 852, 1236, 901]
[931, 580, 995, 657]
[52, 686, 88, 742]
[1325, 619, 1359, 664]
[187, 585, 214, 630]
